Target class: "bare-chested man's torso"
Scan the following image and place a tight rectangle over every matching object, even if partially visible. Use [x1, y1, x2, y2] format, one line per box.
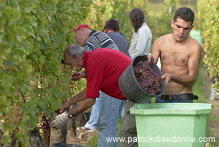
[159, 34, 200, 95]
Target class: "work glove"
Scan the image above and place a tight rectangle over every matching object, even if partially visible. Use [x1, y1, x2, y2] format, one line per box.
[50, 111, 70, 129]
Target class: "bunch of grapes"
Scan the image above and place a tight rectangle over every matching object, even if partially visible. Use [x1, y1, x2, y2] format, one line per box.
[134, 61, 162, 95]
[37, 116, 50, 133]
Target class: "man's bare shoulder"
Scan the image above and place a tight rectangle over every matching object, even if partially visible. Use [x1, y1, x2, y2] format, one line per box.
[154, 34, 172, 44]
[187, 36, 202, 51]
[189, 36, 201, 44]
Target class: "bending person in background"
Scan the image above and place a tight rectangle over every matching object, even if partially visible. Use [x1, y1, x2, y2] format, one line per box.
[151, 7, 202, 103]
[103, 18, 131, 58]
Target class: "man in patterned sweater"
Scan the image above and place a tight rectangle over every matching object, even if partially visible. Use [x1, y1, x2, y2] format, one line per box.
[74, 24, 118, 51]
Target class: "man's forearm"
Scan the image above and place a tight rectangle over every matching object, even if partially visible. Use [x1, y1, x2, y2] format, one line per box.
[67, 88, 87, 106]
[170, 74, 197, 87]
[70, 98, 96, 116]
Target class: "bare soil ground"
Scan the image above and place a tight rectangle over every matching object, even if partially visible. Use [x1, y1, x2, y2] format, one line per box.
[50, 113, 94, 146]
[66, 129, 95, 145]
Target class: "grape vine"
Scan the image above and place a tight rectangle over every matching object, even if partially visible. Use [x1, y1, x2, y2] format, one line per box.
[0, 0, 90, 145]
[199, 0, 219, 90]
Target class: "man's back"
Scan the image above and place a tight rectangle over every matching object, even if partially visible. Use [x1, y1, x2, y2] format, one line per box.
[107, 32, 130, 57]
[84, 48, 131, 100]
[129, 22, 152, 58]
[83, 30, 119, 51]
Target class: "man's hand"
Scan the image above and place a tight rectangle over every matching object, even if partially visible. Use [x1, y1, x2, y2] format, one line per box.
[60, 101, 71, 113]
[50, 111, 70, 129]
[72, 72, 85, 80]
[162, 74, 174, 86]
[146, 54, 154, 62]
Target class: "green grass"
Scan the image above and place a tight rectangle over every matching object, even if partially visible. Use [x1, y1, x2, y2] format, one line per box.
[86, 118, 123, 147]
[86, 130, 98, 147]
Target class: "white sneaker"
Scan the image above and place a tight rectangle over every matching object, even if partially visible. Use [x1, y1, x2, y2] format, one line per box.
[77, 126, 95, 132]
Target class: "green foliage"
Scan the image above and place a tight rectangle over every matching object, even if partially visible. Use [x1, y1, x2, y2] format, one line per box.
[84, 0, 149, 44]
[83, 0, 136, 42]
[110, 0, 149, 42]
[147, 0, 178, 43]
[200, 0, 219, 90]
[0, 0, 91, 145]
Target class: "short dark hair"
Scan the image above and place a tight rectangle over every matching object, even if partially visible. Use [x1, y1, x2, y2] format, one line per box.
[104, 18, 120, 32]
[173, 7, 195, 24]
[129, 8, 145, 32]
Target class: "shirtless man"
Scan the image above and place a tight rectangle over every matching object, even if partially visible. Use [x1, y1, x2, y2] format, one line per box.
[152, 7, 202, 103]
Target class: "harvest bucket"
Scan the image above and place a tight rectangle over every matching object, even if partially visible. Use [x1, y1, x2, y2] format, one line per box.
[119, 55, 165, 103]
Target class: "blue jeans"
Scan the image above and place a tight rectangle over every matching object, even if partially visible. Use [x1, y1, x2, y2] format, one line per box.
[84, 97, 102, 130]
[155, 95, 193, 103]
[85, 91, 125, 130]
[98, 91, 125, 147]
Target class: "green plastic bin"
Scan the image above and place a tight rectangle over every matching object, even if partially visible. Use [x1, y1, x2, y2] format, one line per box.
[130, 103, 212, 147]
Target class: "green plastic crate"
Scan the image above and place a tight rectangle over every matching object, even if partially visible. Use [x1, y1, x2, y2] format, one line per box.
[130, 103, 212, 147]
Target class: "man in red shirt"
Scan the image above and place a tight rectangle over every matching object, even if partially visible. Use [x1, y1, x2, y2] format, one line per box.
[51, 44, 131, 146]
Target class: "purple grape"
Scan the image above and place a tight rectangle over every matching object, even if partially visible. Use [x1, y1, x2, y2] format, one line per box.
[134, 60, 162, 95]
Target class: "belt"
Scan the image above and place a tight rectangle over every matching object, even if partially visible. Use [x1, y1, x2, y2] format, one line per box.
[161, 93, 198, 101]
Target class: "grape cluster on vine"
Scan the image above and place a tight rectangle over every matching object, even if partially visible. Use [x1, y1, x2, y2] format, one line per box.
[37, 116, 50, 133]
[134, 61, 162, 95]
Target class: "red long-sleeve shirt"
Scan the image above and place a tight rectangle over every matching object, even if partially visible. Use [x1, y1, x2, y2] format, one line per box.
[83, 48, 131, 100]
